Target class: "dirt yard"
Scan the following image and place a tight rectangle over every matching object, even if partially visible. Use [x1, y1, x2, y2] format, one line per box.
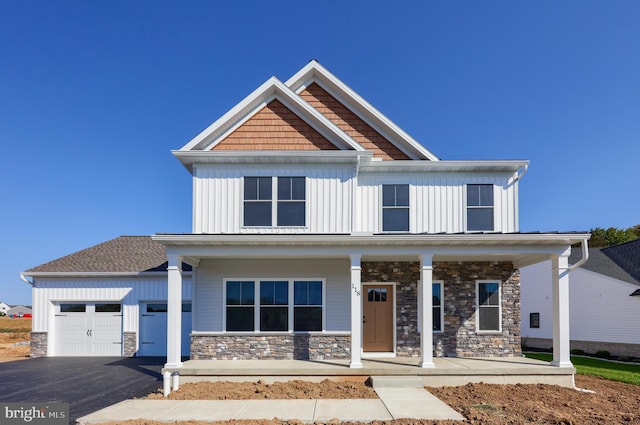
[0, 317, 31, 362]
[98, 373, 639, 424]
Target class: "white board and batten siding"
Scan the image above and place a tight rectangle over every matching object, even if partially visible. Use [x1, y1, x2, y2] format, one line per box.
[355, 173, 519, 234]
[192, 164, 354, 234]
[193, 258, 351, 333]
[32, 276, 192, 356]
[521, 261, 640, 345]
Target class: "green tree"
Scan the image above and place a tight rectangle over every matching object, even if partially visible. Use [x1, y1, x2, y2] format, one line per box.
[588, 225, 640, 247]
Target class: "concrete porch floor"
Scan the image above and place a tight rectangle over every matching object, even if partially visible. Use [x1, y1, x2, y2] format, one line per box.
[165, 356, 576, 387]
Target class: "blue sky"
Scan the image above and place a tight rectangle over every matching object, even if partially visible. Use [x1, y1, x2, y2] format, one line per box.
[1, 1, 639, 304]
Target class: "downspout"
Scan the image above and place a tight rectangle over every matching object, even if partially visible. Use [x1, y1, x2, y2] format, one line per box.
[568, 238, 589, 272]
[563, 237, 594, 393]
[20, 274, 33, 286]
[513, 163, 529, 183]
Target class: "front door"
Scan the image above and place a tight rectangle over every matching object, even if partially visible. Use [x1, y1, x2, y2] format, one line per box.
[362, 284, 394, 352]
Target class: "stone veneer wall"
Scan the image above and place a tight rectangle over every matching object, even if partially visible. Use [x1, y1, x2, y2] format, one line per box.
[30, 332, 47, 358]
[361, 261, 521, 358]
[190, 334, 350, 360]
[123, 332, 137, 357]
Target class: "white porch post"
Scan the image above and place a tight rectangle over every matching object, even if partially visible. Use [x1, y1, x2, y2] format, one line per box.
[420, 252, 435, 368]
[551, 249, 572, 367]
[165, 254, 183, 369]
[350, 254, 363, 368]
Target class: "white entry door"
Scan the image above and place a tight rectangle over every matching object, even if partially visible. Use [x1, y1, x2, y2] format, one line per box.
[54, 302, 123, 356]
[139, 302, 192, 356]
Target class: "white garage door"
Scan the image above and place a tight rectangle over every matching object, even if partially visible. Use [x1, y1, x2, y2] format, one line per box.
[139, 302, 192, 356]
[54, 303, 123, 356]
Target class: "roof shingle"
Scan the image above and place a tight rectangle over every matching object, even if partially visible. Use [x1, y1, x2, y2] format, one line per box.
[25, 236, 172, 274]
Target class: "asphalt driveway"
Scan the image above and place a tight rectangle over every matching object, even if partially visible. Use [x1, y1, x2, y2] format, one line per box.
[0, 357, 165, 424]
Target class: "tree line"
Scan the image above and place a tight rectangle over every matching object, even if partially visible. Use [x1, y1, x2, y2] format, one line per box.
[587, 225, 640, 247]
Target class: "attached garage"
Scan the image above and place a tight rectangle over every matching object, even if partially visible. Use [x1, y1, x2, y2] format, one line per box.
[139, 302, 192, 356]
[22, 236, 193, 359]
[54, 302, 123, 356]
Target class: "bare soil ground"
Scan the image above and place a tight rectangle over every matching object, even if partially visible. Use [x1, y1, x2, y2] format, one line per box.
[0, 317, 31, 362]
[99, 373, 639, 425]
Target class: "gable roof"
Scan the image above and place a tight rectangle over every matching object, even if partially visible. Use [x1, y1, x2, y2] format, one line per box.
[175, 60, 439, 171]
[287, 60, 439, 161]
[23, 236, 189, 276]
[569, 242, 640, 286]
[601, 239, 640, 282]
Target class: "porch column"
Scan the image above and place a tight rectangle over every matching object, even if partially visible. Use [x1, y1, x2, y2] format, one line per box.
[551, 249, 572, 367]
[166, 254, 183, 369]
[350, 254, 363, 368]
[419, 252, 435, 368]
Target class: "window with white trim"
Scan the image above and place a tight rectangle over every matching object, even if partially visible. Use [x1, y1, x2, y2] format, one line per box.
[382, 184, 409, 231]
[225, 279, 323, 332]
[476, 280, 501, 332]
[243, 177, 306, 227]
[417, 281, 444, 333]
[432, 282, 444, 332]
[466, 184, 494, 231]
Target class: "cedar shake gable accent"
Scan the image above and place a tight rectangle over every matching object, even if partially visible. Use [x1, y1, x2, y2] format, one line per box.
[299, 83, 410, 160]
[212, 100, 341, 151]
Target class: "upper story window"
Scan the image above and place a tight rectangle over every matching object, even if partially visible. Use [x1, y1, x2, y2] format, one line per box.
[382, 184, 409, 231]
[466, 184, 494, 231]
[244, 177, 306, 227]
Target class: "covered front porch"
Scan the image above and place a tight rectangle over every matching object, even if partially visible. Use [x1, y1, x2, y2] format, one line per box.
[153, 233, 589, 375]
[165, 356, 576, 388]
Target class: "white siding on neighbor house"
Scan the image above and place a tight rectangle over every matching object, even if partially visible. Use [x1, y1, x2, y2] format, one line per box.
[355, 173, 518, 234]
[521, 261, 640, 345]
[192, 164, 355, 234]
[194, 258, 351, 332]
[32, 276, 192, 336]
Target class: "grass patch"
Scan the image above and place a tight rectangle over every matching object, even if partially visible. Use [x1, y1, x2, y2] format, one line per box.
[525, 352, 640, 385]
[0, 328, 30, 333]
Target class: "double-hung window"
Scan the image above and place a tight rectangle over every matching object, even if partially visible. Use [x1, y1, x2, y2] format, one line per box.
[260, 281, 289, 331]
[225, 279, 324, 332]
[225, 281, 255, 331]
[417, 281, 444, 332]
[466, 184, 494, 231]
[244, 177, 305, 227]
[382, 184, 409, 231]
[294, 281, 322, 331]
[432, 282, 444, 332]
[476, 280, 501, 332]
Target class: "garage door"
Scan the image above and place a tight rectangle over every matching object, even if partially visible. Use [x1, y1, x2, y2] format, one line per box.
[54, 303, 123, 356]
[139, 302, 192, 356]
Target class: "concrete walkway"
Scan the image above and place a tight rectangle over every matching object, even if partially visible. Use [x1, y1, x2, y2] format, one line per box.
[78, 376, 465, 423]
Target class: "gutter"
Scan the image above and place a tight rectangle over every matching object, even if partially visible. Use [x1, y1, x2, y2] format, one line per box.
[20, 274, 33, 286]
[513, 162, 529, 182]
[568, 238, 590, 272]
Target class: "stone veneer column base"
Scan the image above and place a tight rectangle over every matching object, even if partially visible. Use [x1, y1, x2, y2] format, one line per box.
[123, 332, 137, 357]
[190, 334, 351, 360]
[30, 332, 47, 358]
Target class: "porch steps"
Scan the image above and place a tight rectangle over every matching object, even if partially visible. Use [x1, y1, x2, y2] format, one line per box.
[371, 375, 466, 421]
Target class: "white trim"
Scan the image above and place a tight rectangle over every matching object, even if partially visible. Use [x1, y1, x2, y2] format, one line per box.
[362, 282, 397, 356]
[285, 60, 440, 161]
[241, 176, 309, 229]
[465, 183, 496, 232]
[222, 278, 326, 333]
[419, 280, 445, 333]
[475, 280, 502, 333]
[380, 184, 410, 233]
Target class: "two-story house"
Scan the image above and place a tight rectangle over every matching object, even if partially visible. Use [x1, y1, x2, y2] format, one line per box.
[22, 61, 588, 371]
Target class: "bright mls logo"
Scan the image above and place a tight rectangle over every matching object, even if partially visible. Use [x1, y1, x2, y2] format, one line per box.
[1, 403, 68, 425]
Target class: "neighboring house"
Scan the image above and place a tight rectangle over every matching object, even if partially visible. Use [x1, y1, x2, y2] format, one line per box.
[7, 305, 32, 318]
[0, 302, 10, 315]
[22, 61, 588, 370]
[521, 239, 640, 357]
